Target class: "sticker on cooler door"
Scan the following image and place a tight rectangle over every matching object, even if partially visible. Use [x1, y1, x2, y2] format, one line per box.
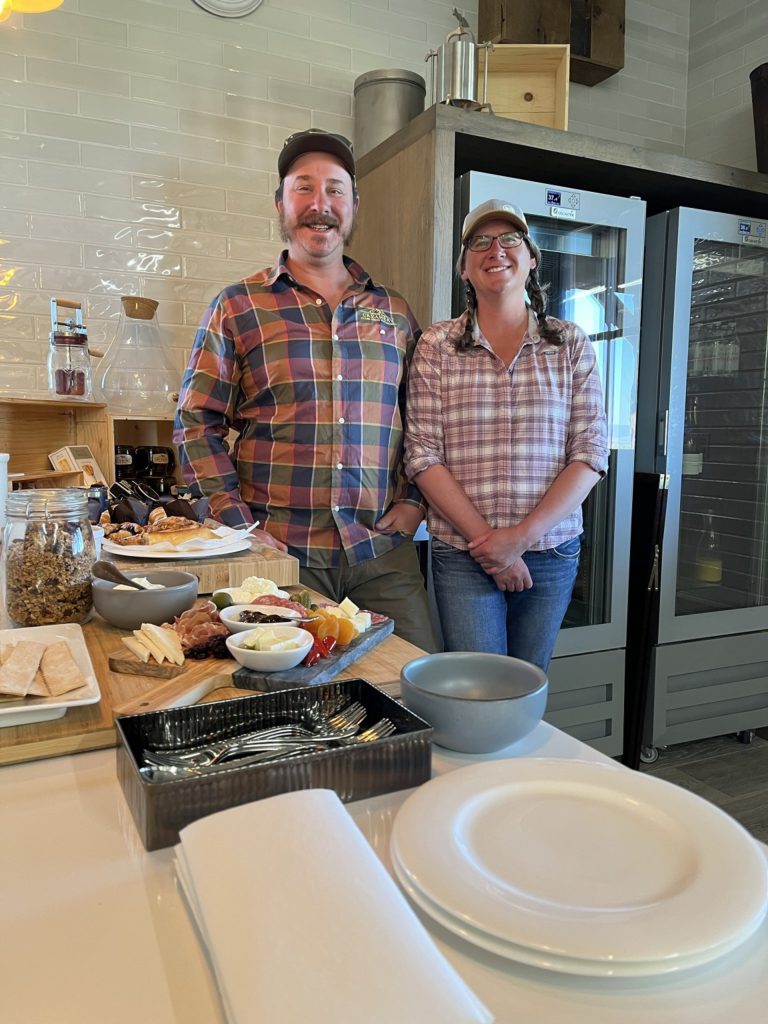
[551, 207, 577, 220]
[546, 189, 580, 210]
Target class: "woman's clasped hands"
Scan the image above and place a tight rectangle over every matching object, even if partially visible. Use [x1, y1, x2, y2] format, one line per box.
[468, 527, 533, 592]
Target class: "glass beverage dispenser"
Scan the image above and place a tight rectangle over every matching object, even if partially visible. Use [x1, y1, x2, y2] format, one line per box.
[96, 296, 179, 417]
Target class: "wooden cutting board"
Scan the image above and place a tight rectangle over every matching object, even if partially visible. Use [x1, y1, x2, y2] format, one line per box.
[108, 650, 186, 678]
[104, 540, 300, 594]
[0, 613, 420, 766]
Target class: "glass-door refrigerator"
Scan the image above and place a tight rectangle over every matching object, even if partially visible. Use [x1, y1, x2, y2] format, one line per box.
[629, 207, 768, 766]
[457, 172, 646, 756]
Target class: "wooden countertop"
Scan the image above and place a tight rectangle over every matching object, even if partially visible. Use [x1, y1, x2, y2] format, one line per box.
[0, 614, 422, 767]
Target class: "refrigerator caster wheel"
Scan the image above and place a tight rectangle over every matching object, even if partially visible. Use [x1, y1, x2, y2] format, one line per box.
[737, 730, 754, 745]
[640, 746, 659, 765]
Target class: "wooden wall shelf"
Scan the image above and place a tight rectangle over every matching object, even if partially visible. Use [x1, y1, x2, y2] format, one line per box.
[0, 398, 180, 488]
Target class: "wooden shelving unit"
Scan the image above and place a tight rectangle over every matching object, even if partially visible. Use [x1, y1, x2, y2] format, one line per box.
[0, 398, 180, 488]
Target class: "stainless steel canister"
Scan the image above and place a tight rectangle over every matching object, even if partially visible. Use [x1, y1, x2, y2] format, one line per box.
[425, 9, 492, 108]
[353, 69, 426, 158]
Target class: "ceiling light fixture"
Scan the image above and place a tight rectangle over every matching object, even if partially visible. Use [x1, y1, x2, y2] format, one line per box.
[0, 0, 64, 21]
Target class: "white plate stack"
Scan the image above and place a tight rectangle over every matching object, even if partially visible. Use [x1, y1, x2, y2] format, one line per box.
[390, 758, 768, 977]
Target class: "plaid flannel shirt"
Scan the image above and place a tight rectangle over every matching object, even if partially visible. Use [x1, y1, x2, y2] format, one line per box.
[174, 252, 423, 568]
[405, 308, 609, 551]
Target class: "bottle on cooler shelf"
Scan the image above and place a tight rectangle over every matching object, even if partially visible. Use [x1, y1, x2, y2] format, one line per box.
[721, 321, 740, 376]
[695, 509, 723, 585]
[682, 396, 703, 476]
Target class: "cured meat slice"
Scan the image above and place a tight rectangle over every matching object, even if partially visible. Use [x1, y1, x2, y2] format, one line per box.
[249, 595, 308, 615]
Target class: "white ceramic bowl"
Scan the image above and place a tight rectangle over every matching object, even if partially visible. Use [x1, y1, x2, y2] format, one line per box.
[400, 652, 548, 754]
[225, 625, 313, 672]
[219, 603, 304, 635]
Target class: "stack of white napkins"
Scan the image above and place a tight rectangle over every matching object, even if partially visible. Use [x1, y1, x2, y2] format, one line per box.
[175, 789, 494, 1024]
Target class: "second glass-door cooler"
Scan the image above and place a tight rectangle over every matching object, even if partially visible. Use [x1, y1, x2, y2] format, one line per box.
[633, 206, 768, 757]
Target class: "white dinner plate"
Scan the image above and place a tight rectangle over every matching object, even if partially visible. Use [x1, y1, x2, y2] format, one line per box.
[391, 758, 768, 965]
[102, 537, 251, 560]
[0, 623, 101, 727]
[390, 844, 767, 977]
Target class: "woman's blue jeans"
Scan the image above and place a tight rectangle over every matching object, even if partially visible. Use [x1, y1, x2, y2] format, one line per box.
[431, 536, 581, 672]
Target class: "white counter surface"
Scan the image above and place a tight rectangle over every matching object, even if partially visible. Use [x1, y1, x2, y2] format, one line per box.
[3, 722, 767, 1024]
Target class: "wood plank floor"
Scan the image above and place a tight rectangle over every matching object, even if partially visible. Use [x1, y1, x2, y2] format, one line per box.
[639, 731, 768, 844]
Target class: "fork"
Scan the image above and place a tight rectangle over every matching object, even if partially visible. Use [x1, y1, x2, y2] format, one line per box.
[142, 702, 366, 768]
[140, 717, 397, 778]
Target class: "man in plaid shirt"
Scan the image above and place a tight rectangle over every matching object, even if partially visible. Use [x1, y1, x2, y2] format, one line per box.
[174, 130, 437, 651]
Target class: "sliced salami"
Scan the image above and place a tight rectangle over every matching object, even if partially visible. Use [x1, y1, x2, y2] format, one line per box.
[363, 610, 390, 626]
[249, 595, 308, 615]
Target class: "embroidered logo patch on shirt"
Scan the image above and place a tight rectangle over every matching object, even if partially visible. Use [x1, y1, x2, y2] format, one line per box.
[358, 308, 395, 326]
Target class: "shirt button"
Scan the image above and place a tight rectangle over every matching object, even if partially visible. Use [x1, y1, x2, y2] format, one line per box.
[337, 462, 343, 470]
[380, 328, 385, 335]
[338, 417, 345, 424]
[337, 374, 343, 381]
[333, 505, 340, 512]
[315, 298, 322, 305]
[332, 334, 339, 341]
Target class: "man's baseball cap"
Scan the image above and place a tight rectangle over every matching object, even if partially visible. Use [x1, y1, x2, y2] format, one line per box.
[461, 199, 530, 243]
[277, 129, 356, 181]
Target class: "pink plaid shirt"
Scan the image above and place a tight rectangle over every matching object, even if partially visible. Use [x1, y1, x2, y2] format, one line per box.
[404, 309, 609, 551]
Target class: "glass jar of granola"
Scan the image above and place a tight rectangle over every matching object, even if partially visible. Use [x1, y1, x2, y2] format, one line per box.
[3, 489, 95, 627]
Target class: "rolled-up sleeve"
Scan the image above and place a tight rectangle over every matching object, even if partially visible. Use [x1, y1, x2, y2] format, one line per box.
[404, 322, 451, 480]
[566, 326, 610, 476]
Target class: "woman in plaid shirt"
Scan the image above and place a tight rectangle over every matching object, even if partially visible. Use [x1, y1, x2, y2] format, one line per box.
[405, 199, 609, 671]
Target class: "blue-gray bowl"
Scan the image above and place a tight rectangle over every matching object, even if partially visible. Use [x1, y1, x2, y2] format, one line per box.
[400, 652, 548, 754]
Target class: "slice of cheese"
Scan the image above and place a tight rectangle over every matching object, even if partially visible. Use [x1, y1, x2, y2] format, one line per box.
[141, 623, 184, 666]
[133, 629, 167, 664]
[352, 611, 372, 634]
[338, 597, 359, 619]
[121, 636, 151, 663]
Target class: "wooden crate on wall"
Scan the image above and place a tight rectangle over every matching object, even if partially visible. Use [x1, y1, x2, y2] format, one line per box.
[479, 0, 625, 87]
[479, 44, 570, 131]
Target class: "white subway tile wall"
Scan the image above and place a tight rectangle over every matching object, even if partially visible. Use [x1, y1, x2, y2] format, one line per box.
[686, 0, 768, 170]
[568, 0, 690, 155]
[1, 0, 765, 399]
[1, 0, 481, 394]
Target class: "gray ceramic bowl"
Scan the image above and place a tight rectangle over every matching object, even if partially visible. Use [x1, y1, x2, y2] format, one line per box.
[400, 652, 548, 754]
[91, 570, 199, 630]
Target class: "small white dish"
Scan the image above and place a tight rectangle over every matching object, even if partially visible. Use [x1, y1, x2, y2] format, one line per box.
[0, 623, 101, 727]
[225, 625, 313, 672]
[219, 604, 304, 634]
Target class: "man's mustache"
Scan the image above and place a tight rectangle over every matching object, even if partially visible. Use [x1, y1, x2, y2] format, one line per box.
[297, 215, 340, 228]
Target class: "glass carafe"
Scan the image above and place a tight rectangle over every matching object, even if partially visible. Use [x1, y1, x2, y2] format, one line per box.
[96, 296, 179, 417]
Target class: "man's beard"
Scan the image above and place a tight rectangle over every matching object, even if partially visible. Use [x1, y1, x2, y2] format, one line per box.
[279, 211, 356, 246]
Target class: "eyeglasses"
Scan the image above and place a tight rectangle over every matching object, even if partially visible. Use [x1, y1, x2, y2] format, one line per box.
[467, 231, 525, 252]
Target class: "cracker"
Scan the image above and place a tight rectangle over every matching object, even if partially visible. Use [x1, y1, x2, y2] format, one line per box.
[40, 640, 87, 697]
[0, 641, 47, 697]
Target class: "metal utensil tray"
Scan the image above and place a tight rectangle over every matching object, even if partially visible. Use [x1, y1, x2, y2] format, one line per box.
[116, 678, 433, 851]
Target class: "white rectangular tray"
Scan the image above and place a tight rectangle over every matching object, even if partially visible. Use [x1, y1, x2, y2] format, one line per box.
[0, 623, 101, 728]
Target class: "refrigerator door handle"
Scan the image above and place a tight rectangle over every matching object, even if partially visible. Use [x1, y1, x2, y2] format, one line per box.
[658, 409, 669, 457]
[647, 544, 660, 592]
